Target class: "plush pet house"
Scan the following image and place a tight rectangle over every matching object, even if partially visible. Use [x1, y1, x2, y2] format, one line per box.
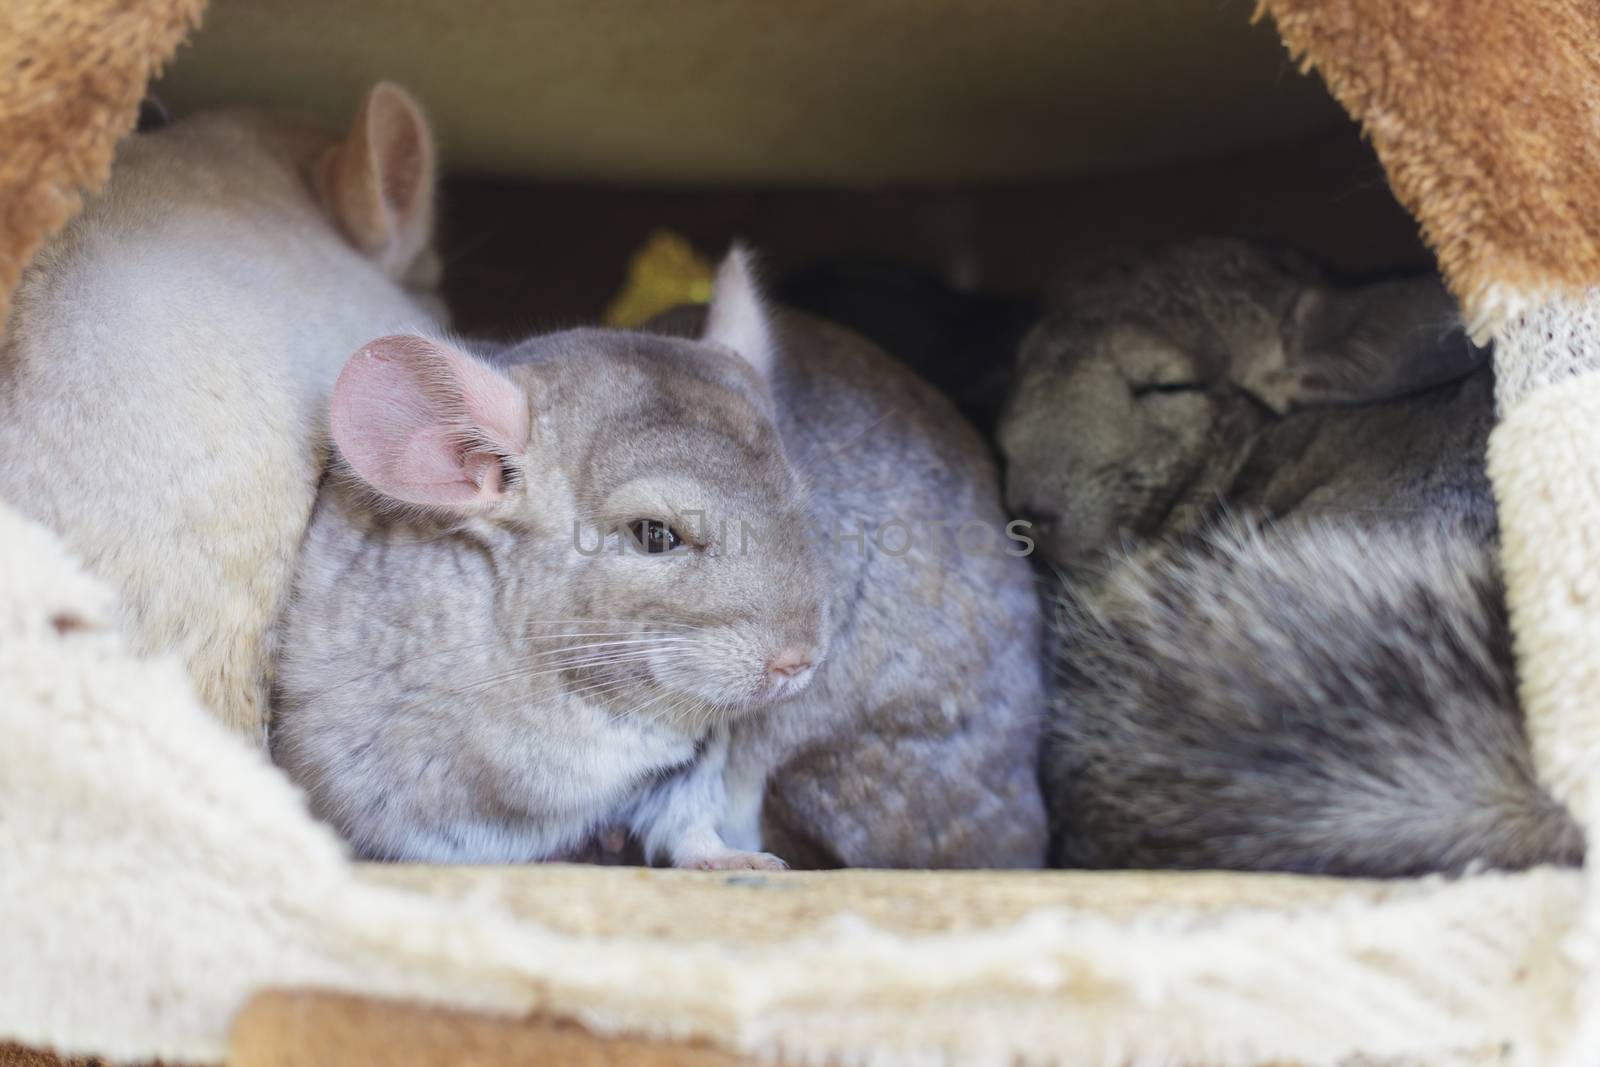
[4, 1, 1600, 1064]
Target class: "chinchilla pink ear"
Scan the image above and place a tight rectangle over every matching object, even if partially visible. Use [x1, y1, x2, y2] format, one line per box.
[702, 243, 776, 379]
[316, 83, 436, 281]
[330, 335, 528, 507]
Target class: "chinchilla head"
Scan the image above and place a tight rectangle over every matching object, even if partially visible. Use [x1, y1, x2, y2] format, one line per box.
[998, 239, 1484, 570]
[326, 248, 830, 724]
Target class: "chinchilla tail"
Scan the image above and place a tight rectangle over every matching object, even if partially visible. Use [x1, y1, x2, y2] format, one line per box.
[1044, 518, 1583, 876]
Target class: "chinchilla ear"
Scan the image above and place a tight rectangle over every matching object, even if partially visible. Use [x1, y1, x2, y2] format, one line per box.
[1233, 276, 1488, 413]
[315, 83, 437, 282]
[702, 243, 777, 379]
[330, 334, 528, 507]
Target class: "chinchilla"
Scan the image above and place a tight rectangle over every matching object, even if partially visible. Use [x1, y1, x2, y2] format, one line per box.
[998, 238, 1581, 875]
[0, 83, 443, 744]
[270, 249, 1047, 869]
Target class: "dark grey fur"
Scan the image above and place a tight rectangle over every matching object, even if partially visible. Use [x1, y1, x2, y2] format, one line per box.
[998, 238, 1583, 875]
[999, 239, 1493, 569]
[1048, 520, 1582, 875]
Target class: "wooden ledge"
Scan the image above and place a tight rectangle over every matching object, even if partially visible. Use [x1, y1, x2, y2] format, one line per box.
[230, 991, 738, 1067]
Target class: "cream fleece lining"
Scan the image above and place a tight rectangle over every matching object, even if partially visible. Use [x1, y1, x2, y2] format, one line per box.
[0, 467, 1590, 1065]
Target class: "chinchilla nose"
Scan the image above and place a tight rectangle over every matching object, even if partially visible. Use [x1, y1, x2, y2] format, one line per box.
[765, 647, 815, 680]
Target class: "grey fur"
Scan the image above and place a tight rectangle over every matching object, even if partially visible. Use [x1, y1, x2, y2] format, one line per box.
[998, 238, 1581, 875]
[1048, 520, 1582, 876]
[998, 239, 1491, 571]
[272, 257, 1047, 869]
[667, 307, 1047, 869]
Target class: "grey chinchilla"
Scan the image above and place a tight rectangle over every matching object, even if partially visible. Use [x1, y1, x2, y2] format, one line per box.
[998, 238, 1581, 875]
[271, 248, 1047, 870]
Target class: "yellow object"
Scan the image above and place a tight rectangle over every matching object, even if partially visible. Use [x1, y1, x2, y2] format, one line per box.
[602, 231, 716, 328]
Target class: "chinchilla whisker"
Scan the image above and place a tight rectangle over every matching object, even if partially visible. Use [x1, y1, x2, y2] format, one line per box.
[696, 696, 737, 732]
[612, 684, 707, 727]
[407, 675, 641, 721]
[514, 634, 695, 643]
[603, 691, 665, 725]
[630, 691, 701, 728]
[292, 632, 695, 703]
[517, 618, 711, 632]
[450, 650, 668, 694]
[430, 648, 667, 698]
[521, 637, 690, 654]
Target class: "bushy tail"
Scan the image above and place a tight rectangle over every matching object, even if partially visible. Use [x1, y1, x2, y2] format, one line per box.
[1046, 519, 1583, 876]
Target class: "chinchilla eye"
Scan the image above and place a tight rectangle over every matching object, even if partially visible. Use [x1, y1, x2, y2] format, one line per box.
[1131, 381, 1204, 398]
[626, 518, 684, 554]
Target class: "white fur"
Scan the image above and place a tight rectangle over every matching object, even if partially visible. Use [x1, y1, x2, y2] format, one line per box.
[0, 108, 439, 744]
[702, 244, 776, 378]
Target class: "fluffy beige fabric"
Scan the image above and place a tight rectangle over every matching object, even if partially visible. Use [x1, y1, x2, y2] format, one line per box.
[1489, 344, 1600, 1067]
[0, 493, 1588, 1066]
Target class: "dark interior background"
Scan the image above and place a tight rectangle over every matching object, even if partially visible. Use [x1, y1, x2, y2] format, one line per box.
[439, 116, 1430, 341]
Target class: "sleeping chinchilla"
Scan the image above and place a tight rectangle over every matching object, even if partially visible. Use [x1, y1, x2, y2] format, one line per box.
[997, 238, 1582, 876]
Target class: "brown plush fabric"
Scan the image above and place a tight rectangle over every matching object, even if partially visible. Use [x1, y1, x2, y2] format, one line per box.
[1258, 0, 1600, 317]
[0, 0, 204, 331]
[230, 992, 741, 1067]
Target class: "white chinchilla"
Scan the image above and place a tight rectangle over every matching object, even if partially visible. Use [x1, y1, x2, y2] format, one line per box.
[0, 84, 442, 744]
